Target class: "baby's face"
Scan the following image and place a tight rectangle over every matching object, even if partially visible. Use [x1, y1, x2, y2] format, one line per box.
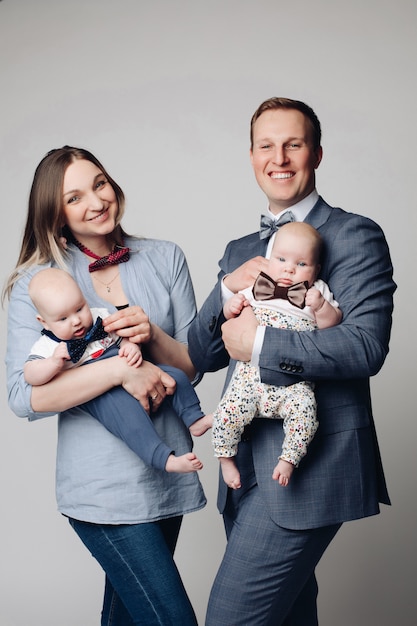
[39, 283, 93, 341]
[268, 230, 319, 287]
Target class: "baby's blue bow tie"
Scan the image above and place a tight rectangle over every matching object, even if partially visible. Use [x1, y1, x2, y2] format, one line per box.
[42, 316, 108, 363]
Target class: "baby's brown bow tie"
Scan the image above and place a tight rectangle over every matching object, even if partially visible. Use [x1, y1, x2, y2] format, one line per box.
[252, 272, 308, 309]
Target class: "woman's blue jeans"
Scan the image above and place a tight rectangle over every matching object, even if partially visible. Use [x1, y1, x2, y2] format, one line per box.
[69, 516, 197, 626]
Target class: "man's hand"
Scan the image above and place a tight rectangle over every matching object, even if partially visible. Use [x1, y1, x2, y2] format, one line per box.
[221, 306, 259, 362]
[223, 256, 270, 293]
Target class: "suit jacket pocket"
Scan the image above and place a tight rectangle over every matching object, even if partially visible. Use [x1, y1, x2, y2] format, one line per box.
[317, 404, 370, 435]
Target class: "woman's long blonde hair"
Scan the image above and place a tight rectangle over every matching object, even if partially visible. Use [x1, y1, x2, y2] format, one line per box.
[3, 146, 127, 301]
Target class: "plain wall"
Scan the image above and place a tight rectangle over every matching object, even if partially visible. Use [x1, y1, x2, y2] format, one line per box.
[1, 1, 416, 624]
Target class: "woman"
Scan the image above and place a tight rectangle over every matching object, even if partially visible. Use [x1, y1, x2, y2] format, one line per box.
[5, 146, 206, 625]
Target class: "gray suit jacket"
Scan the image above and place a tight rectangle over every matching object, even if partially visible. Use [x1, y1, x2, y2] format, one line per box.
[188, 197, 396, 530]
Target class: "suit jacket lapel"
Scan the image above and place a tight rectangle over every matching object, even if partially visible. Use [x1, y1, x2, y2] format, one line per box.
[248, 234, 268, 257]
[304, 196, 333, 229]
[233, 232, 268, 264]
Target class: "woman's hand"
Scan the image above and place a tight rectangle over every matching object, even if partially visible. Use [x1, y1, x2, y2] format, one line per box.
[223, 256, 269, 293]
[103, 306, 196, 381]
[103, 306, 152, 345]
[119, 359, 176, 414]
[30, 355, 176, 414]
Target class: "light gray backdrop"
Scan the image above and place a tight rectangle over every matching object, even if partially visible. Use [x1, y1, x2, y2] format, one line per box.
[1, 1, 415, 624]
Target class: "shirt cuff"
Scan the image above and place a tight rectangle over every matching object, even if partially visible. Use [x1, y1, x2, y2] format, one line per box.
[221, 275, 234, 306]
[251, 325, 265, 367]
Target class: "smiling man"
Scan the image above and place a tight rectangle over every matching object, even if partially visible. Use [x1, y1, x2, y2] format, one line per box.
[188, 97, 396, 625]
[250, 105, 322, 214]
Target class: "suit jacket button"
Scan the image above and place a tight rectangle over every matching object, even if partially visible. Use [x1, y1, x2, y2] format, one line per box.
[208, 316, 217, 332]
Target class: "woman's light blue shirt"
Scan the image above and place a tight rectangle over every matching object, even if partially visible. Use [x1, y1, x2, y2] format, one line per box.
[6, 237, 206, 523]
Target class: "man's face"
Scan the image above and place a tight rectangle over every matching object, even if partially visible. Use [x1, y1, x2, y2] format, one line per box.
[250, 108, 322, 214]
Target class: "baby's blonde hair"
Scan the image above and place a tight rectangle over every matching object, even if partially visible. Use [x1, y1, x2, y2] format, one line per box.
[28, 268, 80, 318]
[273, 222, 323, 264]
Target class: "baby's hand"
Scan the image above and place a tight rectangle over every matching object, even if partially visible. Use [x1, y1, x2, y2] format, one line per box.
[52, 342, 71, 368]
[119, 341, 143, 367]
[305, 287, 325, 312]
[224, 293, 248, 320]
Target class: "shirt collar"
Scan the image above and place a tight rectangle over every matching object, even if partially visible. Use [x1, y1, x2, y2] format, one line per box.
[264, 190, 319, 259]
[265, 189, 319, 223]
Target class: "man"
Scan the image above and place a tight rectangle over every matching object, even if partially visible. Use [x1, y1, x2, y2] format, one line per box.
[188, 98, 396, 625]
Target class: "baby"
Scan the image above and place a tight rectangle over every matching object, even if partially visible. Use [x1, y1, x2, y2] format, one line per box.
[211, 222, 342, 489]
[25, 268, 211, 473]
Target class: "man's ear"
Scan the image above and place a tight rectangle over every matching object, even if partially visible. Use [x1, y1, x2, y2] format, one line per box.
[314, 146, 323, 169]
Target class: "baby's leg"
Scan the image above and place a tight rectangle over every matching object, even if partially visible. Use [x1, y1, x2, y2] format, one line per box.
[272, 458, 295, 487]
[165, 452, 203, 473]
[279, 382, 318, 467]
[189, 412, 213, 437]
[212, 361, 259, 458]
[219, 457, 241, 490]
[81, 386, 174, 471]
[157, 365, 209, 433]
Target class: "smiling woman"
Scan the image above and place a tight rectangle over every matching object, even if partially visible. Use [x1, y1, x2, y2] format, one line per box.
[4, 145, 206, 625]
[59, 159, 132, 304]
[63, 161, 119, 250]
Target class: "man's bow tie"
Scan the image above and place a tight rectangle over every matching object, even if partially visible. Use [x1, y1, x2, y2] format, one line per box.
[259, 211, 295, 240]
[252, 272, 308, 309]
[42, 316, 109, 363]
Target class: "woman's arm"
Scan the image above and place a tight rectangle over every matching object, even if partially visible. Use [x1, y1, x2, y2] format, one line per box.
[6, 273, 174, 418]
[31, 357, 175, 414]
[147, 323, 196, 379]
[104, 242, 198, 380]
[103, 307, 196, 379]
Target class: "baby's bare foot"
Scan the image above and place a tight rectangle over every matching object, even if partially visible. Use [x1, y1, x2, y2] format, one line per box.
[272, 458, 295, 487]
[165, 452, 203, 473]
[219, 457, 241, 489]
[189, 413, 213, 437]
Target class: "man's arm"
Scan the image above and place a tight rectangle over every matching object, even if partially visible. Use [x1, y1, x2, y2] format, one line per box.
[258, 214, 395, 386]
[188, 236, 268, 374]
[188, 280, 229, 374]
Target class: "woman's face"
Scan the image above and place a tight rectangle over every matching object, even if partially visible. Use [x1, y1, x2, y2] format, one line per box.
[62, 159, 118, 246]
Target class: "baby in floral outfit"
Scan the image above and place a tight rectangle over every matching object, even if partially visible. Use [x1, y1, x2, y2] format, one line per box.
[211, 222, 342, 489]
